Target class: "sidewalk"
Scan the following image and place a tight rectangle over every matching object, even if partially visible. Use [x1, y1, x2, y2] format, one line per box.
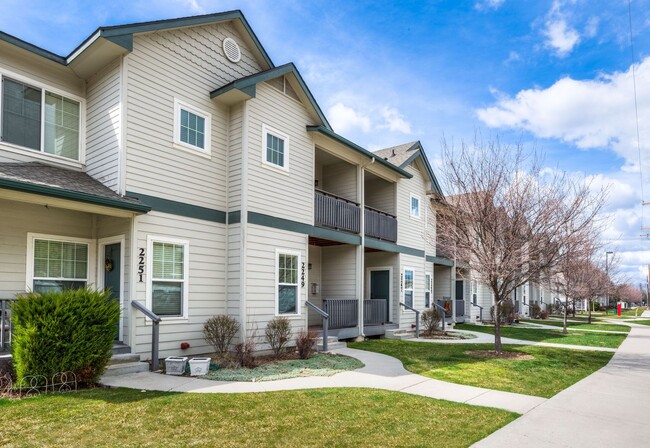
[472, 316, 650, 447]
[101, 346, 546, 414]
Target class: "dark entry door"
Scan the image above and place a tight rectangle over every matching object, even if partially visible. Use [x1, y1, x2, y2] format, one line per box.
[104, 243, 121, 340]
[370, 270, 390, 322]
[455, 280, 464, 317]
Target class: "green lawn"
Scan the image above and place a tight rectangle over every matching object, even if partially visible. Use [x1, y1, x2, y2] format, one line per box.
[349, 340, 613, 398]
[457, 323, 627, 348]
[521, 319, 630, 333]
[631, 319, 650, 326]
[0, 387, 517, 447]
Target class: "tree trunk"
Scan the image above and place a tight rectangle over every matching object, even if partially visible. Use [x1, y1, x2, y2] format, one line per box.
[588, 300, 592, 324]
[563, 305, 568, 334]
[494, 301, 502, 353]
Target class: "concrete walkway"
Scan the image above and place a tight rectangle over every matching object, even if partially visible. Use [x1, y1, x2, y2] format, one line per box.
[101, 346, 546, 414]
[473, 314, 650, 447]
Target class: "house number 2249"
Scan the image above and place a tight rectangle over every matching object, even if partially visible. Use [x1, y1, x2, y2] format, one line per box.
[138, 248, 145, 282]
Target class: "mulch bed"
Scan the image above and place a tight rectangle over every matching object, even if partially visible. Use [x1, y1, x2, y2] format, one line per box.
[464, 350, 534, 360]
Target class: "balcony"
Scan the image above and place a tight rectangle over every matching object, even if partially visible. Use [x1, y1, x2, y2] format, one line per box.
[314, 189, 360, 234]
[364, 206, 397, 242]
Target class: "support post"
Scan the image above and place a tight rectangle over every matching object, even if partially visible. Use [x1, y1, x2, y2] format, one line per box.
[151, 321, 160, 372]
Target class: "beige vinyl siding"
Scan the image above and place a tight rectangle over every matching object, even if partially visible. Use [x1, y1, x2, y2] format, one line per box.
[85, 58, 121, 192]
[396, 162, 427, 249]
[227, 223, 241, 319]
[434, 265, 452, 303]
[398, 253, 427, 328]
[364, 251, 400, 323]
[228, 103, 243, 210]
[246, 82, 315, 224]
[131, 212, 226, 359]
[244, 224, 308, 348]
[322, 162, 357, 201]
[365, 177, 395, 214]
[321, 245, 358, 299]
[425, 200, 436, 255]
[0, 42, 84, 164]
[124, 23, 259, 210]
[0, 200, 94, 298]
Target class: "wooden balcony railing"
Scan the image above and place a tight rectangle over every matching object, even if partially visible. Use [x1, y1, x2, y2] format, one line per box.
[314, 189, 360, 234]
[364, 206, 397, 242]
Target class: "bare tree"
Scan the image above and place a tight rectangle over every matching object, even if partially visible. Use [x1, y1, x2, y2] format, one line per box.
[437, 138, 605, 353]
[615, 283, 643, 307]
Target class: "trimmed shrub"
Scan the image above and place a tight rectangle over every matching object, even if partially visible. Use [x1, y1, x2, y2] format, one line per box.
[295, 329, 317, 359]
[530, 303, 541, 319]
[265, 317, 292, 358]
[234, 339, 256, 368]
[539, 310, 549, 319]
[204, 315, 240, 356]
[490, 300, 516, 324]
[421, 308, 442, 335]
[11, 288, 119, 385]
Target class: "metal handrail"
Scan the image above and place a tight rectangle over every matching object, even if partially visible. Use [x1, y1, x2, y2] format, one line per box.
[431, 302, 446, 331]
[363, 204, 396, 219]
[399, 302, 420, 338]
[305, 301, 329, 351]
[474, 304, 484, 322]
[131, 301, 161, 371]
[1, 298, 18, 350]
[315, 188, 360, 206]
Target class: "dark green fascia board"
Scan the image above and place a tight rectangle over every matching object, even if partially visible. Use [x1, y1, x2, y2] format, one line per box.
[0, 178, 151, 213]
[399, 142, 443, 195]
[307, 125, 413, 179]
[0, 31, 67, 65]
[248, 211, 362, 245]
[228, 210, 241, 224]
[211, 63, 331, 129]
[426, 255, 454, 267]
[89, 10, 273, 67]
[103, 33, 133, 52]
[126, 191, 225, 223]
[365, 238, 424, 257]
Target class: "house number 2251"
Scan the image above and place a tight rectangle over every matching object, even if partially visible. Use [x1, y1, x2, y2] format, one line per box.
[138, 248, 145, 282]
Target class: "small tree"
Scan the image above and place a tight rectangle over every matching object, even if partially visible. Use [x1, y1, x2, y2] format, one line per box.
[421, 308, 442, 335]
[204, 315, 240, 356]
[438, 138, 605, 352]
[265, 317, 292, 358]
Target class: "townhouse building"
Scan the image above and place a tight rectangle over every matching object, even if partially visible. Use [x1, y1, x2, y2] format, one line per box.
[0, 11, 462, 359]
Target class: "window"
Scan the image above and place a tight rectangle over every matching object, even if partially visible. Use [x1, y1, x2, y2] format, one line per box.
[471, 280, 478, 306]
[148, 237, 189, 318]
[174, 99, 211, 154]
[262, 125, 290, 170]
[29, 236, 89, 293]
[425, 273, 432, 308]
[2, 77, 81, 161]
[403, 268, 414, 308]
[277, 251, 300, 315]
[410, 194, 421, 218]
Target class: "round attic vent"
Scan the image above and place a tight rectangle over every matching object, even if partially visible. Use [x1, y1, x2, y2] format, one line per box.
[222, 37, 241, 63]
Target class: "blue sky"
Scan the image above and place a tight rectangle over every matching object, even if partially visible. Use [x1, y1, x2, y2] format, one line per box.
[2, 0, 649, 285]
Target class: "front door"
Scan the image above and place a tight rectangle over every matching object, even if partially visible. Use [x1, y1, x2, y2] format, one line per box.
[370, 270, 390, 323]
[455, 280, 464, 317]
[104, 243, 121, 340]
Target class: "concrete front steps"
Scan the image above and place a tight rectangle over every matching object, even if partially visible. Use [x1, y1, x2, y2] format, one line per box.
[384, 328, 417, 340]
[104, 343, 149, 377]
[316, 336, 347, 351]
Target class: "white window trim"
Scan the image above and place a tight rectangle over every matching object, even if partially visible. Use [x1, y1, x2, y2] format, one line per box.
[262, 124, 290, 172]
[471, 279, 478, 306]
[275, 248, 301, 317]
[26, 233, 96, 292]
[173, 98, 211, 156]
[402, 267, 415, 311]
[0, 69, 86, 166]
[425, 273, 432, 308]
[146, 235, 190, 321]
[410, 193, 421, 219]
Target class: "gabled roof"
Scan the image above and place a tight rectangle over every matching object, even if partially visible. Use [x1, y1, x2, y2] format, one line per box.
[0, 10, 273, 78]
[307, 126, 413, 179]
[373, 141, 443, 195]
[211, 63, 330, 129]
[0, 163, 150, 213]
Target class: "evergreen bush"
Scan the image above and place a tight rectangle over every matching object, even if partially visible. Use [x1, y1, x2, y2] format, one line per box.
[11, 288, 120, 385]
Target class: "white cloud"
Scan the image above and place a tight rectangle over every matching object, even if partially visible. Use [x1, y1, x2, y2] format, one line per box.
[542, 0, 581, 57]
[584, 16, 599, 38]
[379, 107, 412, 134]
[474, 0, 505, 11]
[328, 102, 372, 134]
[505, 51, 521, 64]
[476, 57, 650, 170]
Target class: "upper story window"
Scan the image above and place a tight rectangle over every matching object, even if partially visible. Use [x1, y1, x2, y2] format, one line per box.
[1, 77, 81, 161]
[410, 193, 421, 219]
[262, 124, 290, 171]
[174, 99, 211, 155]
